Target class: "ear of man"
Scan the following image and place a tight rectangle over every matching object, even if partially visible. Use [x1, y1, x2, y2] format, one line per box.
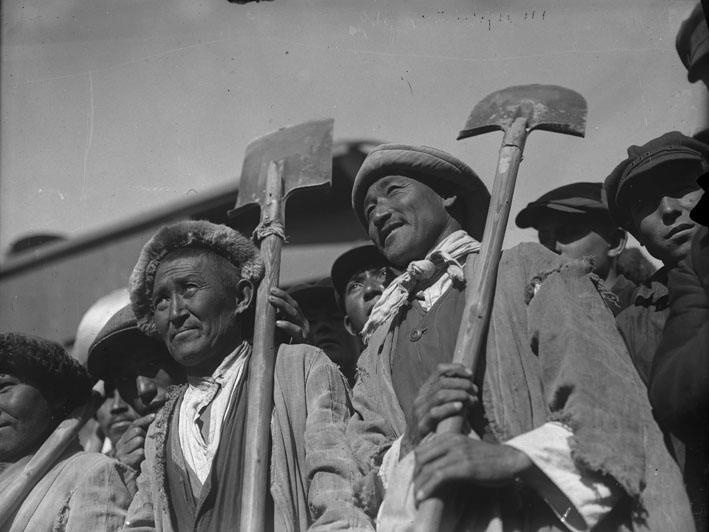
[343, 315, 358, 337]
[607, 229, 627, 258]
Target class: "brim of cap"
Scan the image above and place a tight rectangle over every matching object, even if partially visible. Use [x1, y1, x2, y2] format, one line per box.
[515, 201, 607, 229]
[331, 245, 390, 297]
[687, 39, 709, 82]
[87, 326, 145, 379]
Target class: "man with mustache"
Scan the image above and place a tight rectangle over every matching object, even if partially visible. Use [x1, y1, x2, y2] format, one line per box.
[322, 143, 692, 531]
[87, 303, 186, 470]
[121, 220, 357, 531]
[604, 131, 707, 384]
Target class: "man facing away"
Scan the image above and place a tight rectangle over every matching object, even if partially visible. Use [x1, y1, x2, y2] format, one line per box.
[317, 143, 693, 531]
[122, 220, 356, 531]
[604, 131, 707, 384]
[515, 181, 639, 315]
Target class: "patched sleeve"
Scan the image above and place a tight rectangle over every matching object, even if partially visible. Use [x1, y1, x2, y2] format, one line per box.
[122, 444, 157, 531]
[63, 456, 136, 532]
[306, 353, 375, 531]
[505, 422, 622, 531]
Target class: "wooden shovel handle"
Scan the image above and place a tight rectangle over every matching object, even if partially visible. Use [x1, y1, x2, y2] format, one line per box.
[414, 118, 528, 532]
[239, 160, 284, 532]
[0, 395, 98, 528]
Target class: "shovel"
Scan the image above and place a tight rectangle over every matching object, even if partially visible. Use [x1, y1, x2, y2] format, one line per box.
[228, 118, 334, 531]
[414, 84, 587, 532]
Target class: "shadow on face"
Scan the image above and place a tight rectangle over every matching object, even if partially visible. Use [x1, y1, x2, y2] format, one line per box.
[0, 373, 57, 462]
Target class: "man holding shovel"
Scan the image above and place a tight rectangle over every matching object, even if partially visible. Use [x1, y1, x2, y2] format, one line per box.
[122, 220, 356, 531]
[326, 143, 693, 531]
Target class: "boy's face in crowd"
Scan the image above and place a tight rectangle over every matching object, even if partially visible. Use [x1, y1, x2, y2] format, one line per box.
[536, 214, 619, 278]
[307, 307, 360, 369]
[364, 175, 457, 266]
[343, 266, 397, 335]
[95, 385, 139, 446]
[628, 164, 703, 266]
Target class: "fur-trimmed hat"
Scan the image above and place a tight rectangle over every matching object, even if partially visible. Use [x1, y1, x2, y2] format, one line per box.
[128, 220, 264, 337]
[351, 144, 490, 240]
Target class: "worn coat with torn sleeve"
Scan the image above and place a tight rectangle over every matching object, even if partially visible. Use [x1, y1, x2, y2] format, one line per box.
[322, 242, 692, 531]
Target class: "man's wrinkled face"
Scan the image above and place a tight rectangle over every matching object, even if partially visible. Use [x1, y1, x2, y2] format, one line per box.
[363, 176, 458, 266]
[0, 373, 55, 461]
[152, 249, 252, 370]
[343, 266, 397, 334]
[536, 215, 617, 278]
[628, 164, 703, 266]
[105, 342, 184, 417]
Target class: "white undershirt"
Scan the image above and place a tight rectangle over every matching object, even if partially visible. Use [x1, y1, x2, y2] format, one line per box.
[178, 341, 249, 484]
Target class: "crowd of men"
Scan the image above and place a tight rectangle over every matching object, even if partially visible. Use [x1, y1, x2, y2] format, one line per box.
[1, 4, 708, 531]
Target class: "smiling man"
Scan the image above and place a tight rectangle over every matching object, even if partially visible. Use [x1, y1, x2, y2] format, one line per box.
[122, 220, 355, 531]
[319, 143, 693, 531]
[87, 303, 185, 470]
[604, 131, 707, 384]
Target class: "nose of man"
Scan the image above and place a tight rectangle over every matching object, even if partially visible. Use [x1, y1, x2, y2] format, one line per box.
[109, 389, 128, 414]
[659, 195, 683, 222]
[136, 376, 158, 405]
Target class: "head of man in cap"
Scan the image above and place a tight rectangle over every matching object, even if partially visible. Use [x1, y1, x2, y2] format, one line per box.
[287, 278, 361, 385]
[87, 303, 185, 469]
[677, 2, 709, 89]
[605, 131, 706, 269]
[326, 143, 694, 531]
[331, 245, 398, 344]
[516, 182, 627, 282]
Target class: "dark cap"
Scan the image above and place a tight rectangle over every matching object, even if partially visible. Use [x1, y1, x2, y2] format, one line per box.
[287, 278, 340, 317]
[351, 144, 490, 240]
[331, 245, 391, 305]
[676, 3, 709, 82]
[515, 182, 609, 229]
[87, 303, 168, 380]
[604, 131, 709, 231]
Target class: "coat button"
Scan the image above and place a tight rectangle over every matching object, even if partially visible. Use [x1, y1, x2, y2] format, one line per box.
[409, 328, 426, 342]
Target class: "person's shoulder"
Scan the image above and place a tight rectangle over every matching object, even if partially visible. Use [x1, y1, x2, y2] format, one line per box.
[57, 450, 134, 485]
[501, 242, 560, 265]
[277, 342, 338, 374]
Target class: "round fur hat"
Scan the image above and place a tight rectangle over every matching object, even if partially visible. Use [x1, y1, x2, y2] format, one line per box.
[351, 144, 490, 240]
[128, 220, 264, 337]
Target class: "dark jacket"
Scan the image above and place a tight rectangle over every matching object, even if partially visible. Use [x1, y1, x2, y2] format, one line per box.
[650, 226, 709, 531]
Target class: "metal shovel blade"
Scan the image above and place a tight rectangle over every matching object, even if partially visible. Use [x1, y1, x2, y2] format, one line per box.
[229, 118, 334, 219]
[457, 84, 587, 140]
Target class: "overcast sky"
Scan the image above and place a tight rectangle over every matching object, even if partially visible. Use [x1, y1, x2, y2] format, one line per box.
[1, 0, 706, 258]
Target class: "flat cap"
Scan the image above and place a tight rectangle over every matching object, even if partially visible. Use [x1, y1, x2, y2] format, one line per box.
[351, 144, 490, 240]
[330, 245, 392, 305]
[604, 131, 709, 231]
[676, 3, 709, 82]
[129, 220, 264, 337]
[515, 182, 609, 229]
[87, 303, 169, 380]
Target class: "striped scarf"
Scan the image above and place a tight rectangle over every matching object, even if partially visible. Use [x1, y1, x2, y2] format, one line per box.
[360, 230, 480, 344]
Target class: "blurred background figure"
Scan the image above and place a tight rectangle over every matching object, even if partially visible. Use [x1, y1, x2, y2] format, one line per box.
[515, 181, 649, 314]
[287, 279, 360, 386]
[0, 332, 135, 531]
[87, 303, 185, 470]
[677, 2, 709, 91]
[330, 244, 398, 350]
